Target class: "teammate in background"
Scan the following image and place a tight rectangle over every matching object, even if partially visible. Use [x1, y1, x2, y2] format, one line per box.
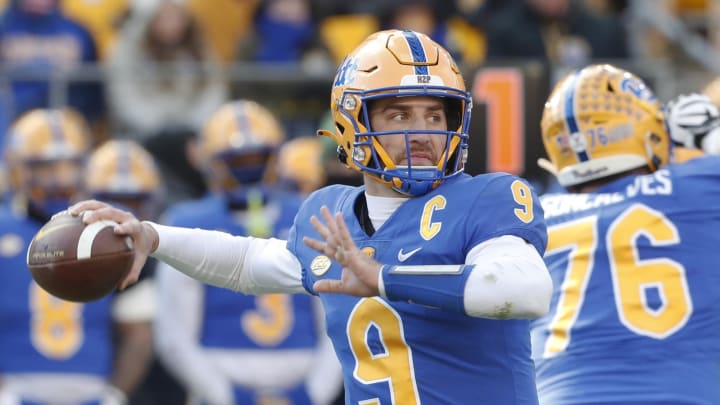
[531, 64, 720, 404]
[84, 139, 186, 405]
[70, 29, 552, 404]
[153, 100, 342, 405]
[0, 109, 152, 404]
[272, 135, 327, 196]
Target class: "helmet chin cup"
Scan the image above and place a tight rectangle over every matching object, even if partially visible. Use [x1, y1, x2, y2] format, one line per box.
[383, 166, 441, 196]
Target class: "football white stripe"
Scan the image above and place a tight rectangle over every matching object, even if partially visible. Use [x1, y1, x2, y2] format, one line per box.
[77, 220, 119, 259]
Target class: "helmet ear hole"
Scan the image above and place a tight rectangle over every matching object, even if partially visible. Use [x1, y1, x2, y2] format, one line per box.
[337, 145, 348, 164]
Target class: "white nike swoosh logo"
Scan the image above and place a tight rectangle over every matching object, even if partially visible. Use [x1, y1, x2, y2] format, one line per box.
[397, 247, 422, 262]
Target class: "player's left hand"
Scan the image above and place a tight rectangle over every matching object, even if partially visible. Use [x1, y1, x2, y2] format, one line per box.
[303, 206, 382, 297]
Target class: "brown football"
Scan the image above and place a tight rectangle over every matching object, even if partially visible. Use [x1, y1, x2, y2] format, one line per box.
[26, 211, 135, 302]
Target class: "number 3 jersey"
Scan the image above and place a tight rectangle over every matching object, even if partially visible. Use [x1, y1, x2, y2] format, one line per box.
[288, 173, 547, 405]
[531, 156, 720, 404]
[157, 191, 330, 403]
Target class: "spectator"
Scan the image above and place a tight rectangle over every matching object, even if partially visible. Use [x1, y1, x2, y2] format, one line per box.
[0, 0, 105, 125]
[106, 0, 226, 139]
[242, 0, 316, 63]
[483, 0, 628, 67]
[106, 0, 225, 203]
[378, 0, 485, 65]
[60, 0, 132, 60]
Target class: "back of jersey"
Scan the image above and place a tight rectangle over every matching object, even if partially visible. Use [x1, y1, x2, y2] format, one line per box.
[532, 156, 720, 404]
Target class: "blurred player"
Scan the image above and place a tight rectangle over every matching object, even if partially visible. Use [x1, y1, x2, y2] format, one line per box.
[272, 136, 327, 196]
[85, 139, 164, 221]
[71, 29, 552, 404]
[532, 64, 720, 404]
[154, 100, 342, 405]
[84, 138, 184, 404]
[0, 109, 153, 404]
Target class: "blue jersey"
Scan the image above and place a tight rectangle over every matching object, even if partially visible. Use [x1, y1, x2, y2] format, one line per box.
[287, 173, 547, 404]
[531, 156, 720, 404]
[0, 207, 114, 375]
[163, 191, 318, 350]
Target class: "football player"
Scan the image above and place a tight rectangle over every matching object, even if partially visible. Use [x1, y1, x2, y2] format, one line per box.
[0, 109, 152, 404]
[272, 135, 327, 196]
[84, 138, 179, 404]
[531, 64, 720, 403]
[71, 29, 552, 404]
[153, 99, 343, 405]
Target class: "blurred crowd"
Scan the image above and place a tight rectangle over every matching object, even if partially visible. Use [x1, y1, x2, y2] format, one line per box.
[2, 0, 720, 404]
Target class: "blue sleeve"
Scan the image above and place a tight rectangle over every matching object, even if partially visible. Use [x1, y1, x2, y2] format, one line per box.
[465, 174, 547, 256]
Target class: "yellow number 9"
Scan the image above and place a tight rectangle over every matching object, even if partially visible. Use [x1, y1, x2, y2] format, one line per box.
[511, 180, 534, 223]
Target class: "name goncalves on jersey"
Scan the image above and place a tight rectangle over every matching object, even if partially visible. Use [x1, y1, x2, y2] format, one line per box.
[543, 169, 673, 219]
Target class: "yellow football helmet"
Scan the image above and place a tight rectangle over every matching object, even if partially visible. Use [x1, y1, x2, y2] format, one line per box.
[274, 136, 326, 195]
[317, 29, 472, 196]
[199, 99, 286, 193]
[85, 139, 162, 219]
[540, 64, 670, 188]
[4, 108, 91, 218]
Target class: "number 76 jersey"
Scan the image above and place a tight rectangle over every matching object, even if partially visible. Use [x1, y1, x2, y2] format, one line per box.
[531, 156, 720, 404]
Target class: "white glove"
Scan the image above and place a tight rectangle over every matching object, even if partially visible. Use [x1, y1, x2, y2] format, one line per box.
[665, 93, 720, 150]
[100, 385, 128, 405]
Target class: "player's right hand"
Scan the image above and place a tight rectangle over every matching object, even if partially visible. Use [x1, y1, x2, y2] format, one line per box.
[68, 199, 158, 290]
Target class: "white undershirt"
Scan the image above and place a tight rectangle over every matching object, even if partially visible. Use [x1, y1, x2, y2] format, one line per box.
[365, 193, 408, 230]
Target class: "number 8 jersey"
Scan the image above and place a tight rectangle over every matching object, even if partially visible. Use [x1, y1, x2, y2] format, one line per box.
[531, 156, 720, 404]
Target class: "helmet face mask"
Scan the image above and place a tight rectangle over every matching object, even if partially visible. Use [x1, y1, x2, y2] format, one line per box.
[540, 64, 670, 188]
[320, 29, 472, 196]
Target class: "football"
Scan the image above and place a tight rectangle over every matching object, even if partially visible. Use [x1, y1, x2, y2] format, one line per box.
[26, 211, 135, 302]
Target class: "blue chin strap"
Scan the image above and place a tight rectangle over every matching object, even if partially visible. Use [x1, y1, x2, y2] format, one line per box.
[382, 166, 442, 196]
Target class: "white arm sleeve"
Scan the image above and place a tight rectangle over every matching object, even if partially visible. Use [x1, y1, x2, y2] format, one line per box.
[147, 223, 307, 295]
[153, 261, 233, 405]
[463, 235, 552, 319]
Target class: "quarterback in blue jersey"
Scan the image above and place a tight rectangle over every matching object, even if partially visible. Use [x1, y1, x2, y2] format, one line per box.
[69, 29, 552, 404]
[531, 64, 720, 404]
[0, 109, 152, 404]
[153, 100, 342, 405]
